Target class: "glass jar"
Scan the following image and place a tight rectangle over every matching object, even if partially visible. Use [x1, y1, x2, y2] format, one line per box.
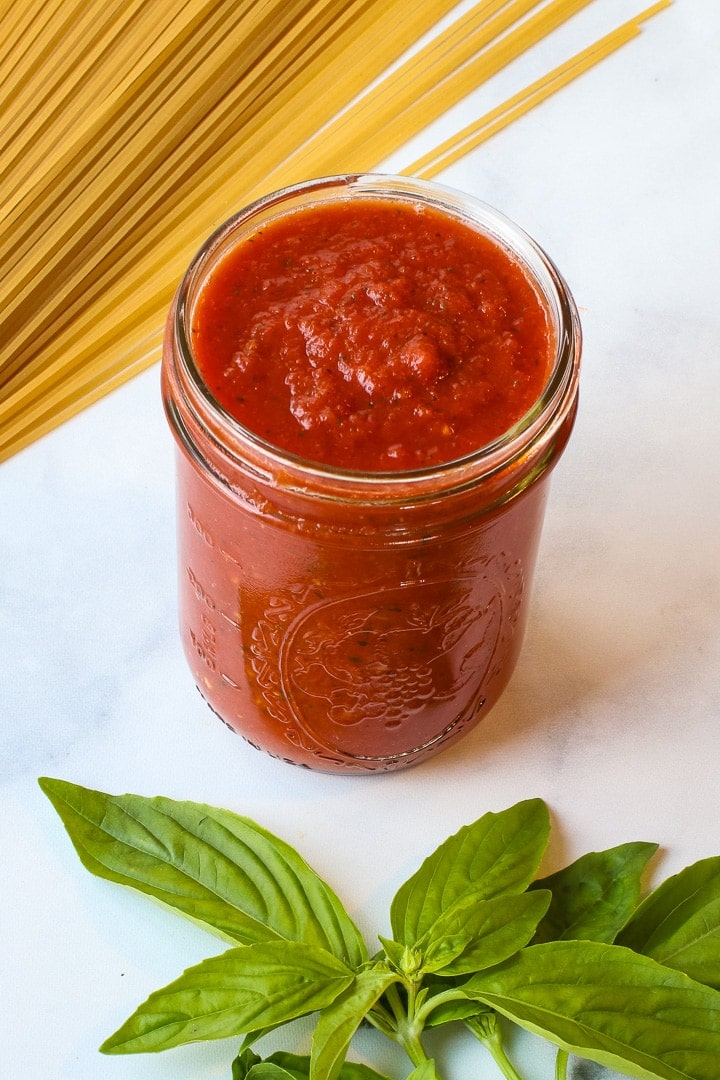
[161, 174, 581, 773]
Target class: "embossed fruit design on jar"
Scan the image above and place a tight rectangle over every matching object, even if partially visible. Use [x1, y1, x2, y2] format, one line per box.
[162, 174, 581, 772]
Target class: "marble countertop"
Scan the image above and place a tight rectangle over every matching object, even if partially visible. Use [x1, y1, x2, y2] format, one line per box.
[2, 2, 719, 1077]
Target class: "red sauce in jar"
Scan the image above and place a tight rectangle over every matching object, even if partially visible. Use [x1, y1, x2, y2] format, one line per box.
[191, 199, 552, 471]
[163, 180, 580, 772]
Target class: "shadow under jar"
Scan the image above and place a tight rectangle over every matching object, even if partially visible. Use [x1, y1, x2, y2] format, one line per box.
[161, 174, 581, 773]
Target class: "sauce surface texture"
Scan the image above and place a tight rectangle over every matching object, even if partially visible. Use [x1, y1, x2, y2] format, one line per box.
[192, 198, 552, 471]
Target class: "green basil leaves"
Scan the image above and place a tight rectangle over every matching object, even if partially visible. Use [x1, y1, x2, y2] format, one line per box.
[38, 777, 366, 966]
[464, 941, 720, 1080]
[39, 778, 720, 1080]
[616, 857, 720, 988]
[101, 941, 356, 1054]
[529, 841, 659, 945]
[389, 799, 550, 946]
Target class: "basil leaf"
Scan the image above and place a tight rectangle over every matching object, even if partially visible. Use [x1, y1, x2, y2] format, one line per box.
[421, 979, 494, 1029]
[419, 889, 551, 975]
[259, 1055, 310, 1080]
[390, 799, 550, 946]
[100, 940, 354, 1054]
[617, 857, 720, 989]
[39, 778, 366, 966]
[424, 996, 492, 1028]
[238, 1048, 372, 1080]
[247, 1066, 297, 1079]
[464, 940, 720, 1080]
[530, 842, 658, 944]
[310, 967, 398, 1080]
[417, 932, 470, 975]
[245, 1052, 392, 1080]
[233, 1048, 263, 1077]
[377, 935, 408, 972]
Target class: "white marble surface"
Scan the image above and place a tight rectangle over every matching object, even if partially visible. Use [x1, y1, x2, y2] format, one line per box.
[1, 2, 719, 1077]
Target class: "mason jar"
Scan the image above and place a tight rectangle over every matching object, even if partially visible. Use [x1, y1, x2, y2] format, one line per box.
[161, 174, 581, 773]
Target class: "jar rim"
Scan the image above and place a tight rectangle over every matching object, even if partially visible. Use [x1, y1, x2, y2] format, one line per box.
[169, 173, 581, 497]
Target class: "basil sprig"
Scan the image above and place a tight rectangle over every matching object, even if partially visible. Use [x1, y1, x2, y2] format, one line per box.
[39, 778, 720, 1080]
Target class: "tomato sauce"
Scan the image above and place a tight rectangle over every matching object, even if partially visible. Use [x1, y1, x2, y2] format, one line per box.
[191, 200, 552, 471]
[162, 178, 580, 772]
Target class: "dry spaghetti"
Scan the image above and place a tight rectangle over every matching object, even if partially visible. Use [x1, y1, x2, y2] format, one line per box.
[0, 0, 669, 460]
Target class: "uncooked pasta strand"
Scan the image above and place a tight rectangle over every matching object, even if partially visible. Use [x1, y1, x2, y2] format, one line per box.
[336, 0, 599, 170]
[0, 0, 672, 462]
[408, 0, 673, 178]
[0, 1, 194, 201]
[258, 0, 547, 188]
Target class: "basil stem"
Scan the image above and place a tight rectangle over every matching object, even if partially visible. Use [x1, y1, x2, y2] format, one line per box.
[466, 1012, 525, 1080]
[554, 1049, 569, 1080]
